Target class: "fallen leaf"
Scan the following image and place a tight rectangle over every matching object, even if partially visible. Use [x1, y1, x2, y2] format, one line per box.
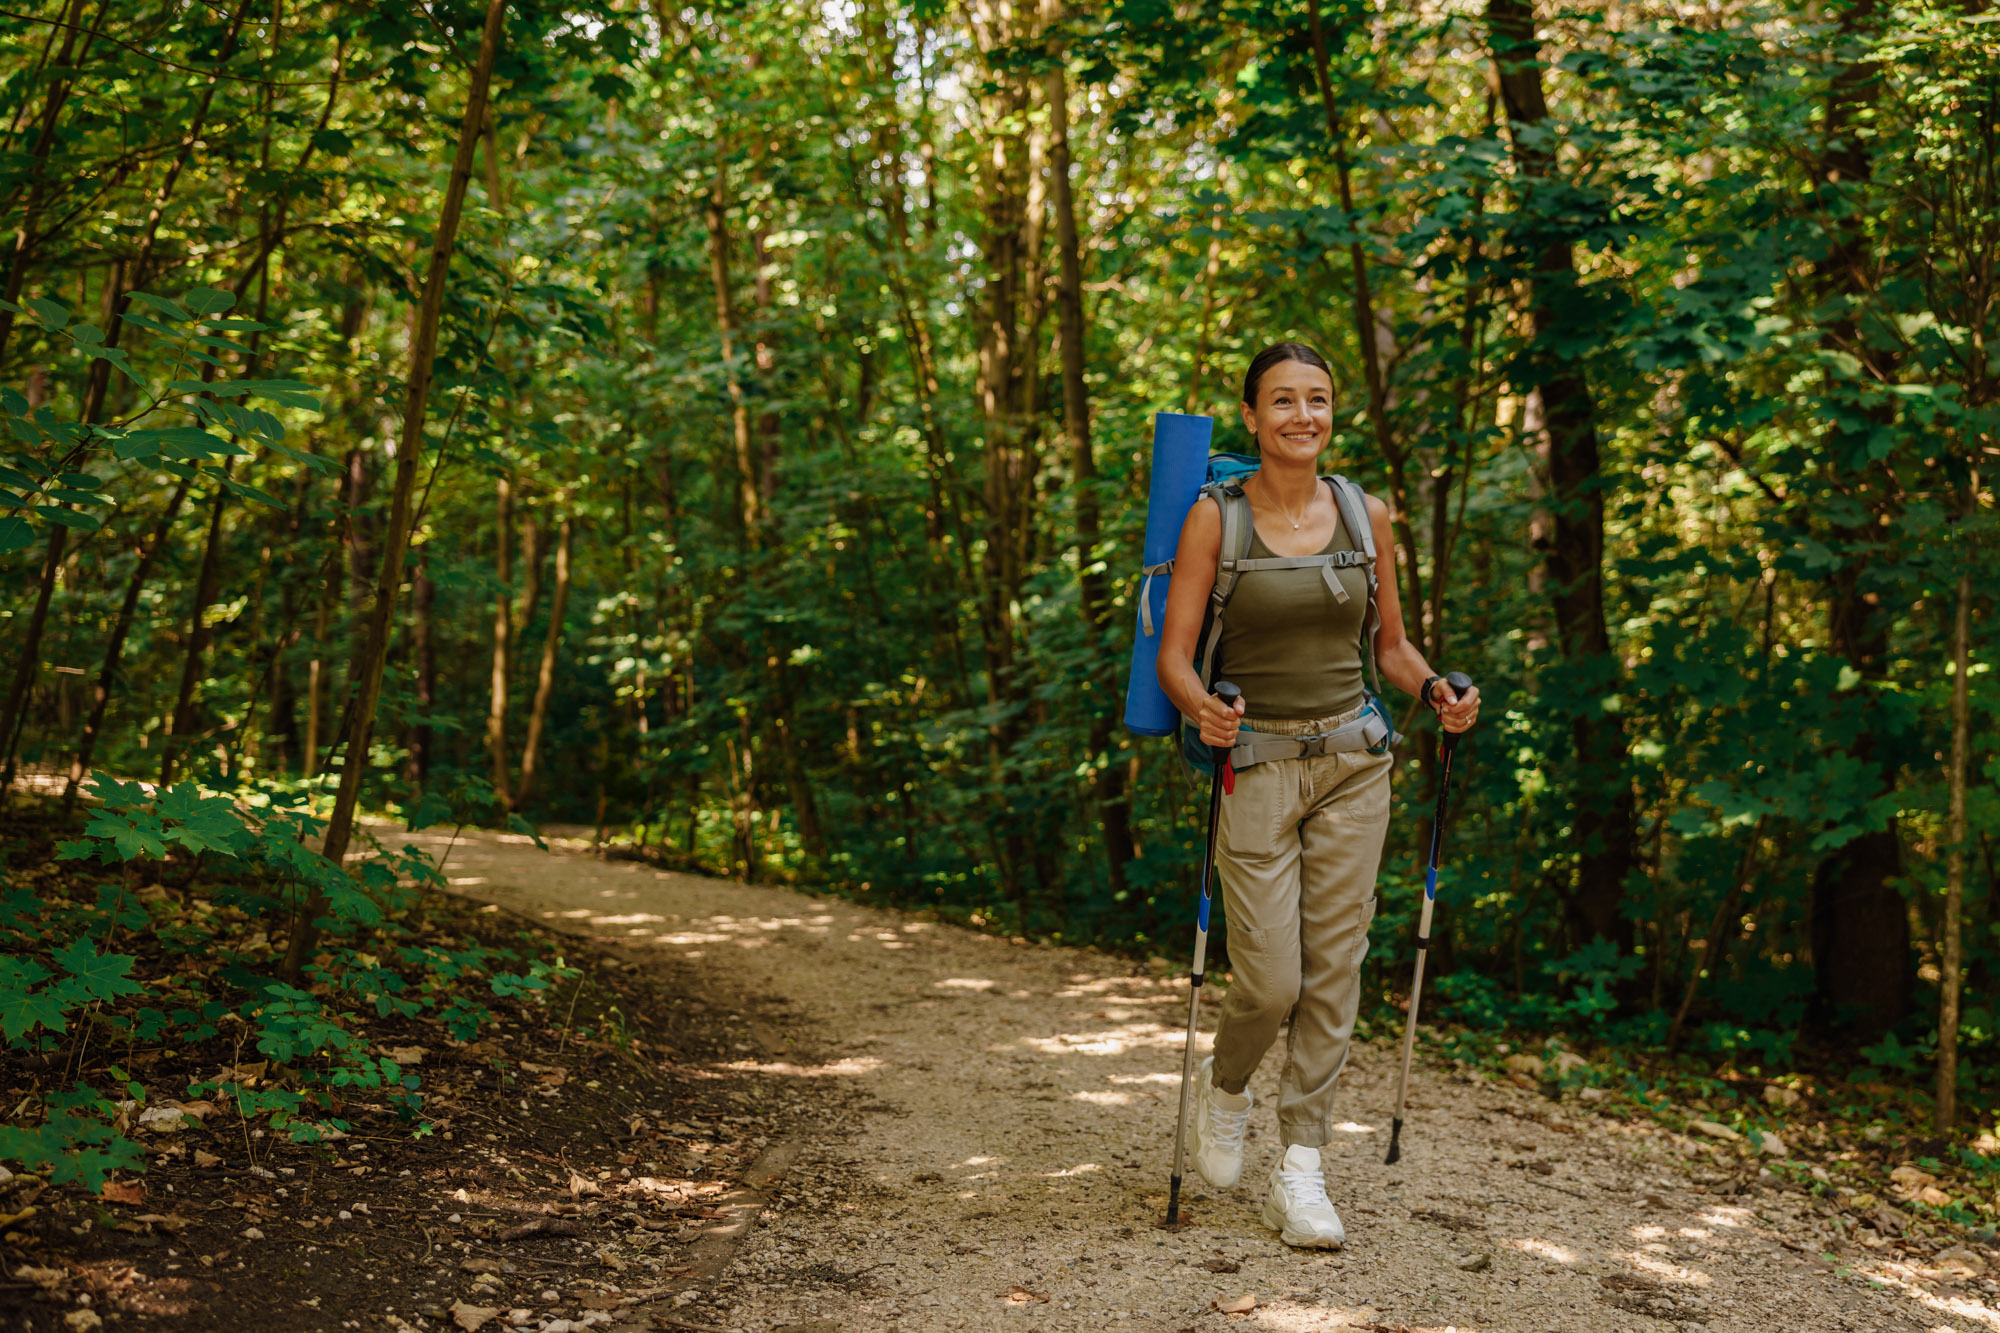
[1199, 1258, 1241, 1273]
[194, 1150, 223, 1169]
[1687, 1119, 1741, 1143]
[460, 1258, 512, 1274]
[567, 1172, 602, 1198]
[385, 1046, 428, 1066]
[1890, 1165, 1936, 1190]
[1457, 1252, 1492, 1272]
[100, 1179, 144, 1206]
[449, 1301, 501, 1331]
[15, 1265, 63, 1287]
[1214, 1293, 1258, 1314]
[1002, 1286, 1048, 1304]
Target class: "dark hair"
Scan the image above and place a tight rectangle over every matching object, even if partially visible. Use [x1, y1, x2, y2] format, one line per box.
[1242, 341, 1333, 406]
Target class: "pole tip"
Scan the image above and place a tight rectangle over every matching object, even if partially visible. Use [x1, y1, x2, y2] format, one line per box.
[1165, 1175, 1182, 1226]
[1384, 1118, 1403, 1166]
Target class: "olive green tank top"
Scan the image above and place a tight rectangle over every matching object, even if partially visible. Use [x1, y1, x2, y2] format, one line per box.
[1212, 505, 1369, 720]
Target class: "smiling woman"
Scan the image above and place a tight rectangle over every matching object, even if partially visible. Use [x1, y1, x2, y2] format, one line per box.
[1152, 340, 1482, 1252]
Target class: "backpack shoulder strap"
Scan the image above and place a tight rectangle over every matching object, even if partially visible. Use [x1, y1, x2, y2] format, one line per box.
[1327, 474, 1390, 706]
[1326, 475, 1376, 594]
[1192, 481, 1254, 687]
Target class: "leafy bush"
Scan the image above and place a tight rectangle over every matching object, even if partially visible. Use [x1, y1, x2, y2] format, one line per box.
[0, 776, 571, 1189]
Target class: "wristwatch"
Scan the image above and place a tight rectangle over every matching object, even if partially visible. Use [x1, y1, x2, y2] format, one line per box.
[1420, 675, 1445, 709]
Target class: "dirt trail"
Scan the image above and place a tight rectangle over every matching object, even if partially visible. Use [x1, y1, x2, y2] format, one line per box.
[401, 823, 1991, 1333]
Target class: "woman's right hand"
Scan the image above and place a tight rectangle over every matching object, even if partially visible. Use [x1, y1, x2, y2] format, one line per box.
[1197, 690, 1246, 750]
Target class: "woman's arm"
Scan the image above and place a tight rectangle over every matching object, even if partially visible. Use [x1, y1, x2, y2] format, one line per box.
[1367, 495, 1480, 733]
[1155, 496, 1246, 747]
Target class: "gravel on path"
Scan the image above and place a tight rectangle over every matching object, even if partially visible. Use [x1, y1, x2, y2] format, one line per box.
[402, 823, 1987, 1333]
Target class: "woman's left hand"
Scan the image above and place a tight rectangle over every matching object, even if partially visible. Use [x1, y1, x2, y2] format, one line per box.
[1434, 679, 1480, 734]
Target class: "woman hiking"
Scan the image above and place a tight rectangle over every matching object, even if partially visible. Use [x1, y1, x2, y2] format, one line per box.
[1154, 341, 1480, 1249]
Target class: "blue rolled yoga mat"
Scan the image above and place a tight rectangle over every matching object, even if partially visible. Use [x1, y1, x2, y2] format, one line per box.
[1123, 412, 1215, 736]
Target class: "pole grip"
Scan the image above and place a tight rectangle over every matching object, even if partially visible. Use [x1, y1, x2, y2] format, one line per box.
[1438, 671, 1473, 755]
[1211, 680, 1242, 772]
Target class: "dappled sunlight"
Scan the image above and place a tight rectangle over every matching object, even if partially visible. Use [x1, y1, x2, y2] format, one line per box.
[1106, 1073, 1178, 1085]
[1019, 1027, 1179, 1057]
[956, 1156, 1004, 1168]
[447, 876, 488, 885]
[1615, 1249, 1714, 1286]
[720, 1056, 883, 1078]
[1511, 1237, 1580, 1264]
[1858, 1262, 2000, 1331]
[1043, 1163, 1102, 1178]
[1070, 1090, 1132, 1106]
[1331, 1120, 1376, 1134]
[1697, 1205, 1755, 1229]
[1676, 1227, 1712, 1240]
[936, 977, 998, 991]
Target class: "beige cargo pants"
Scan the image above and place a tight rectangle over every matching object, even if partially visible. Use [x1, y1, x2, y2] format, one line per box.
[1211, 702, 1392, 1148]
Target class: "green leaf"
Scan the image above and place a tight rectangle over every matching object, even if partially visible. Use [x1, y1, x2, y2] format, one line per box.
[184, 286, 237, 316]
[0, 978, 67, 1042]
[125, 292, 191, 322]
[221, 476, 283, 509]
[52, 939, 143, 1004]
[44, 488, 107, 506]
[119, 312, 180, 337]
[37, 507, 100, 531]
[233, 379, 322, 411]
[23, 296, 69, 329]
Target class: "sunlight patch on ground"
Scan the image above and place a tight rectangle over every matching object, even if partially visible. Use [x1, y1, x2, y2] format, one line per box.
[957, 1156, 1003, 1167]
[720, 1056, 883, 1077]
[1331, 1120, 1377, 1133]
[1070, 1090, 1131, 1106]
[1511, 1237, 1580, 1264]
[1614, 1249, 1712, 1286]
[936, 977, 998, 991]
[1631, 1225, 1668, 1241]
[1019, 1028, 1179, 1057]
[448, 876, 487, 885]
[588, 913, 668, 925]
[1107, 1073, 1179, 1085]
[1697, 1205, 1754, 1228]
[1675, 1227, 1712, 1240]
[1044, 1163, 1102, 1178]
[1863, 1262, 2000, 1331]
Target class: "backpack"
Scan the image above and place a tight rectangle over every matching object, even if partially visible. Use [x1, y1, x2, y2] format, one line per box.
[1140, 454, 1394, 775]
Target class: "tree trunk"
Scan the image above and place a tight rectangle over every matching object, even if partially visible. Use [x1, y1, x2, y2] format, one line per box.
[1808, 0, 1912, 1038]
[303, 587, 329, 777]
[1488, 0, 1637, 951]
[1936, 561, 1972, 1131]
[64, 476, 193, 799]
[1044, 22, 1134, 900]
[283, 0, 507, 981]
[159, 474, 233, 786]
[409, 550, 435, 785]
[705, 153, 759, 541]
[487, 474, 514, 803]
[512, 512, 572, 811]
[0, 522, 66, 782]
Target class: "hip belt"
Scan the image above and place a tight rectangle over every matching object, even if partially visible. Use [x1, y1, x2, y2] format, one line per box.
[1229, 704, 1391, 770]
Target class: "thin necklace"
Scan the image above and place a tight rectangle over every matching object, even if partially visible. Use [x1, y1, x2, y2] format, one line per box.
[1263, 479, 1313, 530]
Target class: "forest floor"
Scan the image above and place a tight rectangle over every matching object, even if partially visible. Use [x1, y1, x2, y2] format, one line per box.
[379, 825, 1998, 1333]
[13, 823, 2000, 1333]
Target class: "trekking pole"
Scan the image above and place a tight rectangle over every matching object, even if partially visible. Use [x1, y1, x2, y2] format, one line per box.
[1385, 671, 1474, 1167]
[1166, 680, 1241, 1226]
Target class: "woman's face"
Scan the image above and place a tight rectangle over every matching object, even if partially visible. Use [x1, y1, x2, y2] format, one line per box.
[1239, 362, 1334, 468]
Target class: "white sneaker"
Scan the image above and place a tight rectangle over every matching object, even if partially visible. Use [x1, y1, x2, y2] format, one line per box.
[1261, 1144, 1344, 1249]
[1188, 1057, 1252, 1188]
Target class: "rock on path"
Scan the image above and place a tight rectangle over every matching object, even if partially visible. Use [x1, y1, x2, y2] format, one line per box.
[399, 823, 1978, 1333]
